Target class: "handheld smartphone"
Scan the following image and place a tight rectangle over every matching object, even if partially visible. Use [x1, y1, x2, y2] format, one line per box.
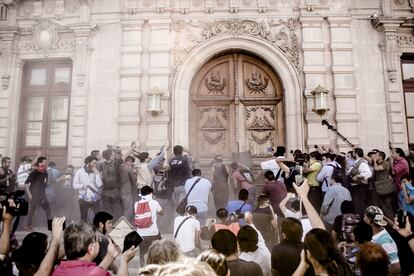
[266, 146, 273, 153]
[48, 219, 66, 231]
[397, 209, 407, 228]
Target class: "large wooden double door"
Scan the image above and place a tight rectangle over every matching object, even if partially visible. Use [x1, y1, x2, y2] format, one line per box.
[189, 53, 285, 164]
[17, 61, 72, 170]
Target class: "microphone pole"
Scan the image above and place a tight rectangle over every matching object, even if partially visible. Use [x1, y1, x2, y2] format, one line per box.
[321, 120, 354, 148]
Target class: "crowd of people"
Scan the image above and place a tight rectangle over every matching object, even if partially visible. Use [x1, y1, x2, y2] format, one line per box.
[0, 142, 413, 275]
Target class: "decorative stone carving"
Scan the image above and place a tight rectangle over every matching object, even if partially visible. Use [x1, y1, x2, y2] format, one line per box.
[199, 107, 227, 148]
[410, 0, 414, 12]
[32, 19, 59, 55]
[204, 70, 227, 94]
[397, 33, 414, 45]
[257, 0, 267, 12]
[245, 106, 275, 157]
[172, 18, 300, 77]
[395, 0, 404, 6]
[205, 0, 214, 13]
[246, 71, 268, 94]
[0, 30, 17, 90]
[33, 1, 42, 17]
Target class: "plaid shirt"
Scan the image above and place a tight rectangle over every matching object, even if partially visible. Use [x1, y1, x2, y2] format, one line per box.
[393, 158, 409, 192]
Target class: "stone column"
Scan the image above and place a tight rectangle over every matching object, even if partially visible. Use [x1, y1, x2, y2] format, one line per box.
[300, 16, 330, 149]
[328, 17, 359, 151]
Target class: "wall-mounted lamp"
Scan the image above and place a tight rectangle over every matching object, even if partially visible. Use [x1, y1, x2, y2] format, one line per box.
[147, 87, 163, 115]
[311, 85, 329, 116]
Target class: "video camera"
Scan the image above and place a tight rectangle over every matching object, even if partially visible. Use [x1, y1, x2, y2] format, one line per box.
[0, 190, 29, 218]
[229, 211, 245, 221]
[294, 153, 309, 166]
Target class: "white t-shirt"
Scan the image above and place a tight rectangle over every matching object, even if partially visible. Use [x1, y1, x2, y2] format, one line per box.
[173, 215, 200, 253]
[185, 177, 212, 213]
[240, 245, 272, 276]
[260, 157, 284, 181]
[134, 195, 162, 236]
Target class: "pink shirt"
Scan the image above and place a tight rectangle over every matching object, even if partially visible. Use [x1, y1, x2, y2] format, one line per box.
[52, 260, 110, 276]
[232, 170, 253, 190]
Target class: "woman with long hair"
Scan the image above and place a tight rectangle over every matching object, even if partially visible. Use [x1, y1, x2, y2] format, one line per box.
[293, 228, 352, 276]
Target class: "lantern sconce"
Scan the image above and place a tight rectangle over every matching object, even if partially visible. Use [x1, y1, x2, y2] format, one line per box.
[311, 85, 329, 116]
[147, 87, 163, 116]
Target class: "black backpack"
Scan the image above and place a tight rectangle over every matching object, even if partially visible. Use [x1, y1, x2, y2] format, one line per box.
[153, 169, 169, 196]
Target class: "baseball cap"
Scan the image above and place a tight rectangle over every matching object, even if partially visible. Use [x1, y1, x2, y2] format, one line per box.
[365, 206, 387, 227]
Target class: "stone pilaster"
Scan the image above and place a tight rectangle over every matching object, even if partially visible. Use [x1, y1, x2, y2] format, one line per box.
[68, 24, 95, 165]
[118, 19, 144, 149]
[145, 19, 170, 154]
[300, 16, 330, 149]
[328, 17, 359, 150]
[0, 27, 18, 155]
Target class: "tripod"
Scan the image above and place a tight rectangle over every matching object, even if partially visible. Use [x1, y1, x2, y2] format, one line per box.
[321, 120, 354, 148]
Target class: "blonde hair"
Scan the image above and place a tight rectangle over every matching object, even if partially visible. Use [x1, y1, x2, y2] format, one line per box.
[197, 249, 228, 276]
[146, 239, 182, 265]
[155, 259, 217, 276]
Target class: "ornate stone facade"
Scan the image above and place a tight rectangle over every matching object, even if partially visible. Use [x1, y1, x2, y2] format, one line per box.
[0, 0, 413, 167]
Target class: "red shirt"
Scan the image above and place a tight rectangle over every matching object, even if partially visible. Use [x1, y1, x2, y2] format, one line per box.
[52, 260, 110, 276]
[393, 158, 409, 191]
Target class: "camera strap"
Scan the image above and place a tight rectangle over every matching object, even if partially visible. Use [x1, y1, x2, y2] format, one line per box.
[174, 217, 190, 238]
[10, 215, 20, 237]
[235, 202, 246, 214]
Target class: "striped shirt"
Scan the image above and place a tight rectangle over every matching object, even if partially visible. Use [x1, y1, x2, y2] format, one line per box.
[372, 229, 399, 264]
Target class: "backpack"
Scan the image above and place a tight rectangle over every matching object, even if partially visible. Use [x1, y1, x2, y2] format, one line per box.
[341, 213, 360, 242]
[102, 160, 120, 189]
[240, 168, 254, 183]
[135, 201, 153, 228]
[323, 164, 348, 190]
[152, 169, 169, 196]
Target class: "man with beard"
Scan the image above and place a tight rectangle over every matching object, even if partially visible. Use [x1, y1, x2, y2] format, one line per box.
[0, 157, 17, 194]
[24, 156, 51, 232]
[93, 211, 118, 274]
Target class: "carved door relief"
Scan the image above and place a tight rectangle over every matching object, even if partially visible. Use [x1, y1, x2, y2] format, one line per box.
[189, 53, 284, 163]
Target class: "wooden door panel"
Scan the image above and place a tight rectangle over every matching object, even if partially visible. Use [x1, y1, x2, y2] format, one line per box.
[197, 106, 231, 159]
[17, 61, 71, 171]
[190, 53, 284, 163]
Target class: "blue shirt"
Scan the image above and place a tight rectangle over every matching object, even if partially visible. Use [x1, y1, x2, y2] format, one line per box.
[226, 200, 252, 225]
[400, 183, 414, 216]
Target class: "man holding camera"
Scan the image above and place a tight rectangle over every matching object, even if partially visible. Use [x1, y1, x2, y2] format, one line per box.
[0, 157, 17, 194]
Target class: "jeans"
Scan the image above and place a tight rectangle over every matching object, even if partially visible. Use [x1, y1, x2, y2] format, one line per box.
[156, 197, 174, 234]
[174, 186, 186, 207]
[79, 199, 101, 223]
[350, 184, 369, 217]
[120, 193, 134, 222]
[102, 189, 122, 220]
[26, 197, 51, 227]
[196, 211, 208, 227]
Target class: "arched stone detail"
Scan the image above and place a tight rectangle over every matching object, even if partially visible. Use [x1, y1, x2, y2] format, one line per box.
[172, 35, 304, 152]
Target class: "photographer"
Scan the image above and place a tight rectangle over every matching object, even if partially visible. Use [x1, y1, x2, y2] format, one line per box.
[0, 157, 17, 194]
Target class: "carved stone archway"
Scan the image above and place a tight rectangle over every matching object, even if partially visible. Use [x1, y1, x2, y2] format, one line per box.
[172, 35, 304, 153]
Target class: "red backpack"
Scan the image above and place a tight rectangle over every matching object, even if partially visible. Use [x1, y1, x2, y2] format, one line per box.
[135, 201, 153, 228]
